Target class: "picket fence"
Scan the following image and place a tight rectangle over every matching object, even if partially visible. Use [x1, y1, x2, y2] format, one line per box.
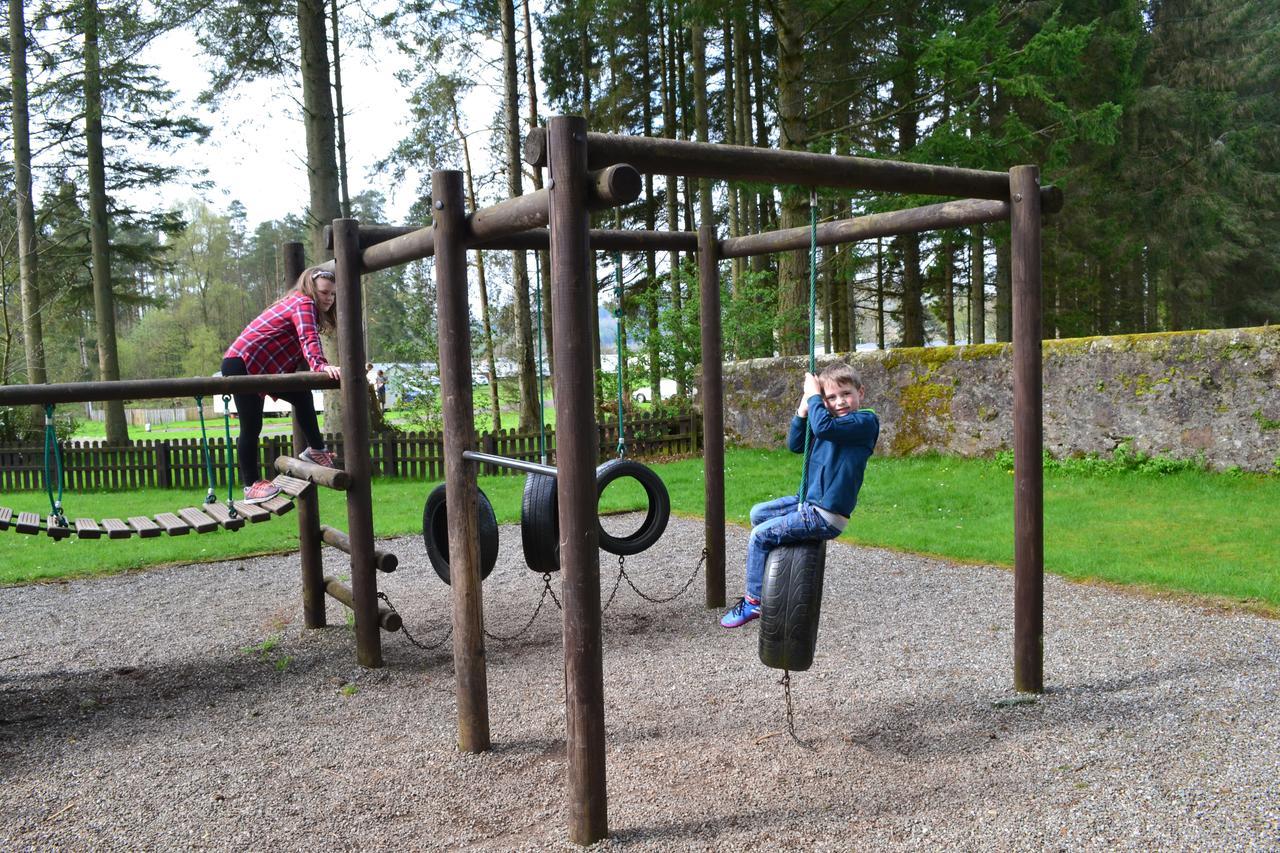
[0, 413, 702, 492]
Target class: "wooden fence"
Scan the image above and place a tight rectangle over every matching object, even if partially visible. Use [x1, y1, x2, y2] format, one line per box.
[0, 412, 702, 492]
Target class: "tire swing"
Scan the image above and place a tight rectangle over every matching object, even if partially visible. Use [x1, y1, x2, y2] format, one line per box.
[422, 483, 500, 585]
[759, 189, 828, 673]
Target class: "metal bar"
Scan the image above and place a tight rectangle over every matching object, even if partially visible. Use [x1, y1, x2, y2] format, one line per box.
[718, 198, 1012, 260]
[549, 115, 609, 846]
[697, 223, 726, 609]
[434, 170, 492, 753]
[461, 450, 557, 477]
[0, 372, 338, 407]
[526, 127, 1014, 199]
[1010, 165, 1045, 694]
[333, 218, 383, 669]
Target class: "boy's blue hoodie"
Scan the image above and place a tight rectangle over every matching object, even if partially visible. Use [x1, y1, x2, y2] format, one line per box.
[787, 395, 879, 517]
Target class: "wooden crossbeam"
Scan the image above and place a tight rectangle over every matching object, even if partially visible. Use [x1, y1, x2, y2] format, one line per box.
[101, 518, 133, 539]
[153, 512, 191, 536]
[177, 507, 219, 534]
[204, 502, 246, 531]
[128, 516, 163, 538]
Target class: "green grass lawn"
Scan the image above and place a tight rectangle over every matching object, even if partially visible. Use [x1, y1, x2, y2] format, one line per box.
[2, 449, 1276, 614]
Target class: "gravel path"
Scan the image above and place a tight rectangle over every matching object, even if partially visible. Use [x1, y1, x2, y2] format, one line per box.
[1, 515, 1277, 851]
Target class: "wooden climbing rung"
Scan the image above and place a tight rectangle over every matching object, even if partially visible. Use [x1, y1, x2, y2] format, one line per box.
[74, 518, 103, 539]
[153, 512, 191, 536]
[259, 495, 294, 516]
[177, 507, 219, 534]
[231, 501, 271, 523]
[100, 518, 133, 539]
[204, 502, 246, 531]
[15, 512, 41, 535]
[127, 516, 163, 538]
[0, 507, 11, 530]
[45, 517, 73, 540]
[271, 474, 313, 498]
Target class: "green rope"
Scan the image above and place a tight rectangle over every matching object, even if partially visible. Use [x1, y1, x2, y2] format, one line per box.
[799, 189, 819, 499]
[613, 251, 627, 458]
[533, 255, 549, 464]
[42, 404, 67, 529]
[195, 397, 218, 504]
[221, 395, 238, 515]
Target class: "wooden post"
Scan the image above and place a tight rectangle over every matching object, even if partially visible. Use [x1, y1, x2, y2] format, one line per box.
[697, 223, 726, 608]
[433, 169, 491, 753]
[1009, 166, 1044, 694]
[156, 441, 171, 489]
[332, 218, 382, 669]
[285, 242, 326, 630]
[547, 115, 609, 846]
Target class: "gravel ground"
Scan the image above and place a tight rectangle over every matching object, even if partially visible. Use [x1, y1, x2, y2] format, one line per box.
[1, 515, 1277, 851]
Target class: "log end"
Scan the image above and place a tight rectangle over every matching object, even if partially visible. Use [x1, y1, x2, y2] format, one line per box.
[522, 127, 548, 168]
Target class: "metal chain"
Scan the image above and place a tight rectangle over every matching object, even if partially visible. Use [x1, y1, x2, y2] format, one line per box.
[780, 670, 798, 740]
[613, 548, 707, 605]
[377, 591, 453, 651]
[484, 573, 557, 641]
[601, 556, 627, 613]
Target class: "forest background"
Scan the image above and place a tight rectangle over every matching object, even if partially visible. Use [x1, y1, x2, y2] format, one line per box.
[2, 0, 1278, 447]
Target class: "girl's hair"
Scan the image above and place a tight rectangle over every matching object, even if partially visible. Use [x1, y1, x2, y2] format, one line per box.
[818, 361, 863, 391]
[286, 267, 338, 332]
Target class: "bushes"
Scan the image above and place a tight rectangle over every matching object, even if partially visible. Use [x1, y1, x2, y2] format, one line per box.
[995, 440, 1209, 476]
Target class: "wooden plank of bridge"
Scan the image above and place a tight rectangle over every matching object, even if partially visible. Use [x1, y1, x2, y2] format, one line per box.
[153, 512, 191, 536]
[101, 518, 133, 539]
[45, 517, 73, 541]
[177, 507, 220, 534]
[74, 518, 103, 540]
[15, 512, 40, 535]
[0, 506, 11, 531]
[259, 495, 294, 516]
[127, 516, 163, 538]
[204, 502, 246, 531]
[271, 473, 313, 498]
[231, 501, 271, 523]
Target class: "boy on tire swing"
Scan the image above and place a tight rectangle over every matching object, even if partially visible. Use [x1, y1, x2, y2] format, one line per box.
[721, 362, 880, 628]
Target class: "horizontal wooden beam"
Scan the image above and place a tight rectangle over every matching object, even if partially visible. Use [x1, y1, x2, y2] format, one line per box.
[324, 576, 402, 630]
[323, 223, 418, 251]
[361, 165, 644, 273]
[274, 455, 351, 491]
[719, 198, 1013, 260]
[0, 372, 338, 407]
[320, 524, 398, 573]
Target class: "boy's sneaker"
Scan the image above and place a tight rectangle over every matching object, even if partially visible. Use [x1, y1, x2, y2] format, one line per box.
[243, 480, 281, 504]
[300, 447, 338, 468]
[720, 596, 761, 628]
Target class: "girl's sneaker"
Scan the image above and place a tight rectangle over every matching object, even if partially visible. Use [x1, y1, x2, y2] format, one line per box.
[243, 480, 281, 504]
[300, 447, 338, 468]
[719, 596, 761, 628]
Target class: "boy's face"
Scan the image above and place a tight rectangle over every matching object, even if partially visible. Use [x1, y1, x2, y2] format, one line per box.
[821, 380, 863, 417]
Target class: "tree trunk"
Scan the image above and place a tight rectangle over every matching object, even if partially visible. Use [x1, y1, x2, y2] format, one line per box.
[329, 0, 350, 219]
[969, 225, 984, 344]
[640, 6, 661, 402]
[521, 0, 553, 384]
[893, 10, 923, 348]
[84, 0, 127, 445]
[773, 0, 808, 356]
[298, 0, 340, 260]
[943, 233, 955, 345]
[995, 228, 1011, 342]
[9, 0, 46, 386]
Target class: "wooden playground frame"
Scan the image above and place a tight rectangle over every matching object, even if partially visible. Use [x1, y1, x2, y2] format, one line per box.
[0, 114, 1054, 847]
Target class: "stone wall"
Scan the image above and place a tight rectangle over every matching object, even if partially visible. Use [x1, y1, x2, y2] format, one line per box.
[721, 326, 1280, 472]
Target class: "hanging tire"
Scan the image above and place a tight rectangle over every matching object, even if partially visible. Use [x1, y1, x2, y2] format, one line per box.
[422, 483, 499, 585]
[520, 472, 560, 574]
[594, 458, 670, 556]
[758, 541, 827, 672]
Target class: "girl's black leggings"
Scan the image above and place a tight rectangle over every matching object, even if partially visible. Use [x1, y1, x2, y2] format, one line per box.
[221, 357, 324, 487]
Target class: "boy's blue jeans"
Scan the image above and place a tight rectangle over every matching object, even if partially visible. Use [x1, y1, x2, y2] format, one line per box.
[744, 495, 842, 602]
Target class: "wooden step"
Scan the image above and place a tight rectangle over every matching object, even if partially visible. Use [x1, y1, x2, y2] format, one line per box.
[0, 507, 11, 531]
[127, 516, 163, 538]
[259, 495, 294, 516]
[45, 517, 73, 541]
[271, 473, 313, 498]
[74, 518, 103, 540]
[100, 518, 134, 540]
[231, 501, 271, 524]
[153, 512, 191, 536]
[177, 507, 220, 534]
[15, 512, 41, 535]
[204, 502, 246, 531]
